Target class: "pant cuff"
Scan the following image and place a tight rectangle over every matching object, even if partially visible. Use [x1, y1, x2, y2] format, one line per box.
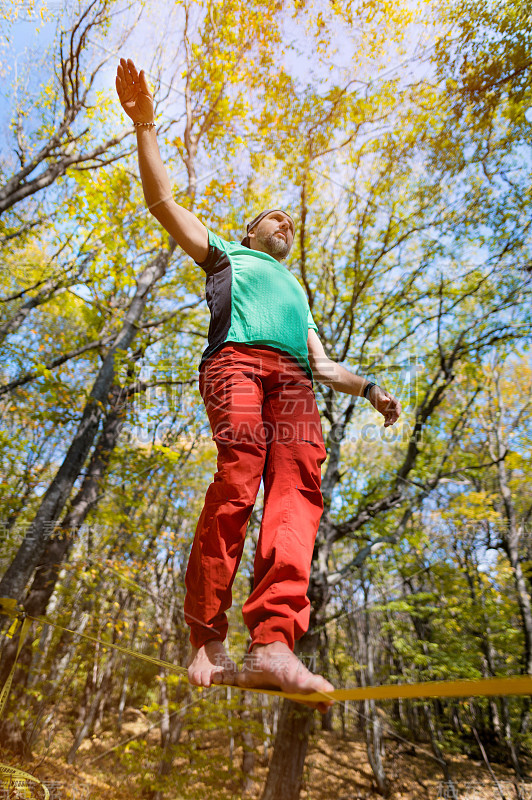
[189, 627, 227, 650]
[248, 632, 293, 653]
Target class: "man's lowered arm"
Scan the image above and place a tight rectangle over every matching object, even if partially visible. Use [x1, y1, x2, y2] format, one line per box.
[307, 329, 402, 427]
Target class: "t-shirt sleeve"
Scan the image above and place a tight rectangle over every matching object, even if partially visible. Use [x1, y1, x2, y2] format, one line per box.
[307, 307, 318, 332]
[194, 229, 232, 273]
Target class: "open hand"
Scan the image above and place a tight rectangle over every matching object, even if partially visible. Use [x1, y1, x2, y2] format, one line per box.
[369, 386, 402, 427]
[115, 57, 154, 124]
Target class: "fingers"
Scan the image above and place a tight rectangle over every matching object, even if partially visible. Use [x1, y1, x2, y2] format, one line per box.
[189, 667, 217, 687]
[118, 57, 146, 88]
[115, 62, 130, 100]
[119, 56, 133, 86]
[139, 69, 153, 98]
[380, 394, 401, 426]
[391, 398, 402, 423]
[384, 410, 400, 426]
[116, 58, 153, 111]
[127, 58, 139, 82]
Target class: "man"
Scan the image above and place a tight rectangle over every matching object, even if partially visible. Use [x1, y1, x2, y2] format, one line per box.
[116, 58, 402, 713]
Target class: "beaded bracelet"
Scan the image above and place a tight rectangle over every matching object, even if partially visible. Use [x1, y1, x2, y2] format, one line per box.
[133, 121, 156, 129]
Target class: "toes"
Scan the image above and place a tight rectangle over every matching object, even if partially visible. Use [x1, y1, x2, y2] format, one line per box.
[187, 667, 211, 688]
[188, 669, 201, 686]
[290, 673, 335, 705]
[312, 682, 336, 713]
[314, 682, 335, 702]
[202, 669, 214, 687]
[190, 665, 238, 687]
[212, 666, 238, 686]
[189, 671, 207, 687]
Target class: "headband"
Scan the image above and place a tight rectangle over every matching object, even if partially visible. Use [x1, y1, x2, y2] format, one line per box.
[240, 209, 295, 247]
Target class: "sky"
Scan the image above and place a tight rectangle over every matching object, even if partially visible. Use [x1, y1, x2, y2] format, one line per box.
[0, 0, 439, 276]
[0, 0, 436, 148]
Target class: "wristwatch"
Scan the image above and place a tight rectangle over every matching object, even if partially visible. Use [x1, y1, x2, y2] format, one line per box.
[363, 381, 376, 399]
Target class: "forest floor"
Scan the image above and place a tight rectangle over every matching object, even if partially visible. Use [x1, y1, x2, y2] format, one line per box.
[1, 705, 530, 800]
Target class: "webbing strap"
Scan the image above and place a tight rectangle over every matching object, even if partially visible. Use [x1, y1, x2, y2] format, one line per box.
[0, 764, 50, 799]
[2, 598, 531, 704]
[247, 675, 532, 703]
[0, 600, 49, 798]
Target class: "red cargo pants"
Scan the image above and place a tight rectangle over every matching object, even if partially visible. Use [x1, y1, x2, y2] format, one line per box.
[184, 343, 327, 652]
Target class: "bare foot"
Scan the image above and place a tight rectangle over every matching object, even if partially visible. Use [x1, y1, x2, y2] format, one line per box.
[236, 641, 335, 714]
[187, 640, 238, 687]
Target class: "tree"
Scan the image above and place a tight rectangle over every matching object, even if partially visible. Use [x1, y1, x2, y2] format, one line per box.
[259, 38, 532, 795]
[434, 0, 532, 132]
[1, 0, 531, 795]
[0, 0, 138, 219]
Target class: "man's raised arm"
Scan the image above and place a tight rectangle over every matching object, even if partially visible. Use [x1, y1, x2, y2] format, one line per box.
[115, 57, 209, 264]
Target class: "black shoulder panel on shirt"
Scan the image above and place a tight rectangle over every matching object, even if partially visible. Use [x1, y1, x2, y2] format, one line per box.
[196, 241, 223, 274]
[200, 249, 233, 366]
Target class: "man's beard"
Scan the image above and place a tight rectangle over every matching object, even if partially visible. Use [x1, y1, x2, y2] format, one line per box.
[256, 230, 291, 260]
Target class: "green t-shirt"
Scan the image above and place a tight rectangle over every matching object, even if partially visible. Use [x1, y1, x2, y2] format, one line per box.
[196, 230, 318, 378]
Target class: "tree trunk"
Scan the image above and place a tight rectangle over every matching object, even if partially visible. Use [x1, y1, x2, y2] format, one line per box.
[460, 545, 502, 742]
[261, 702, 272, 761]
[500, 697, 523, 782]
[0, 246, 174, 607]
[143, 562, 189, 800]
[362, 607, 389, 796]
[0, 382, 130, 690]
[353, 580, 389, 796]
[260, 697, 313, 800]
[423, 701, 458, 797]
[240, 690, 256, 797]
[66, 646, 117, 764]
[502, 525, 532, 674]
[488, 406, 532, 673]
[117, 616, 139, 732]
[46, 591, 91, 686]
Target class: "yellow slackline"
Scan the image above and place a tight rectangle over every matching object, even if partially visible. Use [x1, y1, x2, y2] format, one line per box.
[268, 675, 532, 704]
[2, 597, 532, 705]
[0, 599, 50, 799]
[0, 764, 50, 800]
[0, 599, 32, 717]
[1, 594, 531, 791]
